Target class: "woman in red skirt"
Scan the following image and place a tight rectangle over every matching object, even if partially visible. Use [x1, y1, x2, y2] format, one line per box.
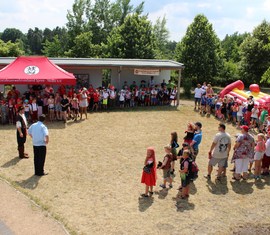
[141, 147, 157, 197]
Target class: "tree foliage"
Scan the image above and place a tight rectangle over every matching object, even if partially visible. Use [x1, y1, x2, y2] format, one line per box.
[1, 28, 25, 43]
[0, 39, 24, 56]
[176, 14, 222, 84]
[27, 27, 43, 55]
[106, 14, 156, 59]
[240, 20, 270, 85]
[153, 16, 170, 59]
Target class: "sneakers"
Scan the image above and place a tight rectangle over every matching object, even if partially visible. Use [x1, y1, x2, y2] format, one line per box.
[159, 184, 166, 189]
[204, 174, 211, 180]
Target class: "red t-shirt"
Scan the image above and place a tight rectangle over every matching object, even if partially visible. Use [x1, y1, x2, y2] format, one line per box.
[93, 93, 99, 102]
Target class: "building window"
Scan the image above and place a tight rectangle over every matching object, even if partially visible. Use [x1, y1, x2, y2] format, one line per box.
[74, 74, 90, 89]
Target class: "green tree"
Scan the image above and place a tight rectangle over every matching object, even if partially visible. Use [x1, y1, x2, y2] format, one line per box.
[1, 28, 25, 43]
[221, 32, 249, 63]
[65, 31, 101, 57]
[66, 0, 90, 48]
[42, 35, 65, 57]
[175, 14, 222, 84]
[153, 16, 170, 59]
[240, 20, 270, 84]
[106, 14, 155, 59]
[27, 27, 43, 54]
[0, 39, 24, 56]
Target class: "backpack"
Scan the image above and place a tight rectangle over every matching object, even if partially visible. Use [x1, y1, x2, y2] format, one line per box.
[182, 157, 199, 180]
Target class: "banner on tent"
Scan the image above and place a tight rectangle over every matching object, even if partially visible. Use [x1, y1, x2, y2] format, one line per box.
[134, 69, 160, 76]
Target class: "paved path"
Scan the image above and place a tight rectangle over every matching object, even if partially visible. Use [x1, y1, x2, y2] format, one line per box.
[0, 178, 68, 235]
[0, 220, 14, 235]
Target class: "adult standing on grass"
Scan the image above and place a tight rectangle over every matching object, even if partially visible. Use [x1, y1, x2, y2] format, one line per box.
[231, 125, 255, 180]
[16, 106, 29, 159]
[204, 123, 231, 180]
[194, 84, 204, 111]
[190, 122, 203, 161]
[28, 115, 49, 176]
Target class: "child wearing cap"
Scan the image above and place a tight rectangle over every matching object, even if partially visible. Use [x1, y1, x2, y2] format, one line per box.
[23, 99, 32, 122]
[158, 145, 173, 189]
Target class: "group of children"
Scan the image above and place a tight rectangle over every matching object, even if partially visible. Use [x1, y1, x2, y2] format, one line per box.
[141, 123, 198, 200]
[198, 91, 270, 133]
[0, 81, 178, 124]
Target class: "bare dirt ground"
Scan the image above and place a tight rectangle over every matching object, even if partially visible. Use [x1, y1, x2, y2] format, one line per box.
[0, 100, 270, 235]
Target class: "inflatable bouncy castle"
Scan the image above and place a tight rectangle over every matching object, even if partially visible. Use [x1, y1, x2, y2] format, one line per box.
[219, 80, 270, 107]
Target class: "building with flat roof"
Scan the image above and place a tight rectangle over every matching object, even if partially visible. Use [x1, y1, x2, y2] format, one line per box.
[0, 57, 184, 90]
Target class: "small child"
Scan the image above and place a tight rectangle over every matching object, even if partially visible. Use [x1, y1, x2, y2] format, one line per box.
[237, 101, 244, 128]
[254, 133, 266, 179]
[183, 122, 195, 144]
[158, 145, 173, 189]
[140, 147, 157, 197]
[200, 94, 206, 114]
[102, 89, 109, 110]
[170, 132, 179, 175]
[179, 149, 192, 199]
[71, 94, 79, 121]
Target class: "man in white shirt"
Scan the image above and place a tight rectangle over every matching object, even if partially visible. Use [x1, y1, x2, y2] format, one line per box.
[28, 115, 49, 176]
[194, 84, 204, 111]
[205, 123, 231, 180]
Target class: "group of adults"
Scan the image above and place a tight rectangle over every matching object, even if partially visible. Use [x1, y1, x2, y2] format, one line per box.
[205, 123, 270, 181]
[16, 106, 49, 176]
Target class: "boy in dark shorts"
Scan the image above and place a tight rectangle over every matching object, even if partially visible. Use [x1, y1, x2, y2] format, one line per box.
[179, 150, 192, 199]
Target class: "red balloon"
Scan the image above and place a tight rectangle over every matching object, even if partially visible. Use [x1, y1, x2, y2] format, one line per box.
[249, 84, 260, 93]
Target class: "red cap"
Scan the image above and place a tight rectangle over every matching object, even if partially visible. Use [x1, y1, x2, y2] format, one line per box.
[240, 125, 249, 132]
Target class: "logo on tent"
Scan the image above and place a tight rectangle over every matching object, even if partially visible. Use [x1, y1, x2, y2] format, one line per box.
[24, 66, 40, 75]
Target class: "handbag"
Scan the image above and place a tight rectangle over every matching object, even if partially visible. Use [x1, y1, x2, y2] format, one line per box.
[143, 165, 151, 174]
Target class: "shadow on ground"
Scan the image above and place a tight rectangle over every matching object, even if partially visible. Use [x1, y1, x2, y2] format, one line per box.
[1, 156, 22, 168]
[15, 175, 41, 190]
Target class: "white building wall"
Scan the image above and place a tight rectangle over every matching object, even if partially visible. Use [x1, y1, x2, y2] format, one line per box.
[111, 68, 171, 90]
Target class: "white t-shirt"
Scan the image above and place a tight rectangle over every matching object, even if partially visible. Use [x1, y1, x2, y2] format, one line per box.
[212, 132, 231, 159]
[265, 138, 270, 156]
[237, 105, 244, 116]
[251, 108, 259, 119]
[103, 91, 109, 99]
[194, 88, 203, 98]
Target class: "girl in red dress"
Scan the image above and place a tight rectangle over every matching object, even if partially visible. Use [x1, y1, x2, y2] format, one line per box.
[141, 147, 157, 197]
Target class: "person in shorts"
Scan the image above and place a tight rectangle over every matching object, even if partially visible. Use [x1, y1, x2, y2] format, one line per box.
[262, 131, 270, 175]
[204, 123, 231, 180]
[158, 145, 173, 189]
[194, 84, 203, 111]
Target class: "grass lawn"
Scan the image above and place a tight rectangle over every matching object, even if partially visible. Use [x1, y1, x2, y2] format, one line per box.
[0, 101, 270, 235]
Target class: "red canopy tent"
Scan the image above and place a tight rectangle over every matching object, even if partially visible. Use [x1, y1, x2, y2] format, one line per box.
[0, 56, 76, 85]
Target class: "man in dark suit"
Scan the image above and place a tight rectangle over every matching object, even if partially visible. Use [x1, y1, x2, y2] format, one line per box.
[16, 106, 29, 159]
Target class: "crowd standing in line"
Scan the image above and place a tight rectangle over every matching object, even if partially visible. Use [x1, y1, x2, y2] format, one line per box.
[141, 122, 270, 200]
[0, 78, 178, 125]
